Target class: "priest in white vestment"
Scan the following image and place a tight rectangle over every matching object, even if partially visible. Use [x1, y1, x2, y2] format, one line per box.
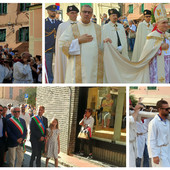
[132, 10, 153, 62]
[102, 9, 128, 59]
[148, 100, 170, 167]
[54, 5, 79, 83]
[59, 5, 103, 83]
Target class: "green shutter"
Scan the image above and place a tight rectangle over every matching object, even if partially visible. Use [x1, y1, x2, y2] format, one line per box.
[25, 27, 29, 41]
[3, 30, 6, 41]
[19, 28, 23, 42]
[129, 5, 133, 14]
[0, 31, 2, 41]
[141, 4, 144, 13]
[130, 86, 138, 90]
[3, 3, 7, 14]
[0, 4, 2, 14]
[0, 29, 6, 42]
[147, 87, 157, 90]
[26, 3, 31, 11]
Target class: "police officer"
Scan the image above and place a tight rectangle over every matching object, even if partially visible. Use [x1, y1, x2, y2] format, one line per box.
[45, 5, 62, 83]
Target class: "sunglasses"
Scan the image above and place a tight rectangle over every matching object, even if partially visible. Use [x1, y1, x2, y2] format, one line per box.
[160, 108, 170, 111]
[14, 111, 20, 113]
[0, 109, 3, 111]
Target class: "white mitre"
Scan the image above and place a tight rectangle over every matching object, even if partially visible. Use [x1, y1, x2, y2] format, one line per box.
[154, 3, 168, 23]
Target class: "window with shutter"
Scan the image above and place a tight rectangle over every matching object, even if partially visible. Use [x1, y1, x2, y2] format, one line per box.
[0, 3, 7, 14]
[19, 27, 29, 42]
[129, 4, 133, 14]
[20, 3, 31, 12]
[147, 87, 157, 90]
[130, 87, 138, 90]
[0, 29, 6, 42]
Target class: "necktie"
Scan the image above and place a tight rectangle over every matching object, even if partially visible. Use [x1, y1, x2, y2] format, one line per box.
[52, 19, 55, 24]
[114, 24, 121, 46]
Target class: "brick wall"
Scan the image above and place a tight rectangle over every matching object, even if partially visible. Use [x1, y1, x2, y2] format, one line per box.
[36, 87, 79, 154]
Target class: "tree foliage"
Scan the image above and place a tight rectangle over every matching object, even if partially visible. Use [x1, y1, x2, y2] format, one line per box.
[16, 87, 37, 106]
[129, 95, 138, 107]
[151, 8, 156, 24]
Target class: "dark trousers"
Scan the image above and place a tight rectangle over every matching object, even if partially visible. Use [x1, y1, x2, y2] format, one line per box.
[0, 138, 5, 167]
[80, 138, 92, 154]
[29, 140, 43, 167]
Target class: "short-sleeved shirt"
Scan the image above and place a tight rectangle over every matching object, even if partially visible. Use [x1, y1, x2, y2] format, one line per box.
[102, 99, 114, 112]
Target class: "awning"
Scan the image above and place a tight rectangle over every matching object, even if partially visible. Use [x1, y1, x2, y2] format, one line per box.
[141, 98, 162, 106]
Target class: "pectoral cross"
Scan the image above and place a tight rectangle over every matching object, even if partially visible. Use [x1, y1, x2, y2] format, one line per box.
[159, 77, 165, 83]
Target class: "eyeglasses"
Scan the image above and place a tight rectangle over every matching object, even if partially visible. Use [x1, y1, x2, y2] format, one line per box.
[14, 111, 20, 113]
[82, 11, 92, 14]
[160, 108, 170, 111]
[0, 109, 3, 111]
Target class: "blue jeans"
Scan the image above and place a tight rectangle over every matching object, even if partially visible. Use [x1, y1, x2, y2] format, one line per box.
[45, 52, 53, 83]
[129, 38, 135, 51]
[136, 144, 149, 167]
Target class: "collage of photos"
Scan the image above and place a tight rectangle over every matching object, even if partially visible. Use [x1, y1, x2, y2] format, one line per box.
[0, 1, 170, 168]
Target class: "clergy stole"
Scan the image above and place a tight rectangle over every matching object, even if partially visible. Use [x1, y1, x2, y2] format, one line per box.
[63, 23, 103, 83]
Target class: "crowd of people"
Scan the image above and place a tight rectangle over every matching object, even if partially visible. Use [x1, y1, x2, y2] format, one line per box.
[129, 99, 170, 167]
[0, 44, 42, 83]
[46, 3, 170, 84]
[0, 104, 60, 167]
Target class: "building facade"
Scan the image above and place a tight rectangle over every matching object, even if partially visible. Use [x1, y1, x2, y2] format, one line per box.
[36, 86, 126, 166]
[29, 4, 42, 57]
[0, 3, 42, 55]
[130, 86, 170, 107]
[123, 3, 170, 22]
[0, 87, 27, 100]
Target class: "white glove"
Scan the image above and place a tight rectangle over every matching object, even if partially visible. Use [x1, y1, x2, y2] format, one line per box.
[117, 46, 123, 52]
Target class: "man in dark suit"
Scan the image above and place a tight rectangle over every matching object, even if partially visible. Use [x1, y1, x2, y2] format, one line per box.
[0, 105, 7, 167]
[6, 106, 27, 167]
[45, 5, 62, 83]
[29, 105, 48, 167]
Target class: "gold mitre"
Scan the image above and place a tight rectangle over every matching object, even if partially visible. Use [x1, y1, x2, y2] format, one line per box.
[154, 4, 167, 23]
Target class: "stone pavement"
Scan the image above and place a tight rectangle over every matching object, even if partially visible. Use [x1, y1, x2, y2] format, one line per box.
[26, 140, 111, 167]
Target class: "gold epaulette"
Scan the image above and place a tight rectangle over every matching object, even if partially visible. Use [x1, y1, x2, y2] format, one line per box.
[146, 36, 164, 41]
[45, 29, 56, 37]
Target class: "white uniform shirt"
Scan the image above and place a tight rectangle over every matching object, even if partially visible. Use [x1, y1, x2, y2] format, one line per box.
[13, 62, 33, 83]
[148, 114, 170, 167]
[136, 118, 152, 158]
[20, 112, 30, 129]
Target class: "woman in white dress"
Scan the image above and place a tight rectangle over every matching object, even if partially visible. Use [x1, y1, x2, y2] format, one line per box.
[45, 119, 60, 167]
